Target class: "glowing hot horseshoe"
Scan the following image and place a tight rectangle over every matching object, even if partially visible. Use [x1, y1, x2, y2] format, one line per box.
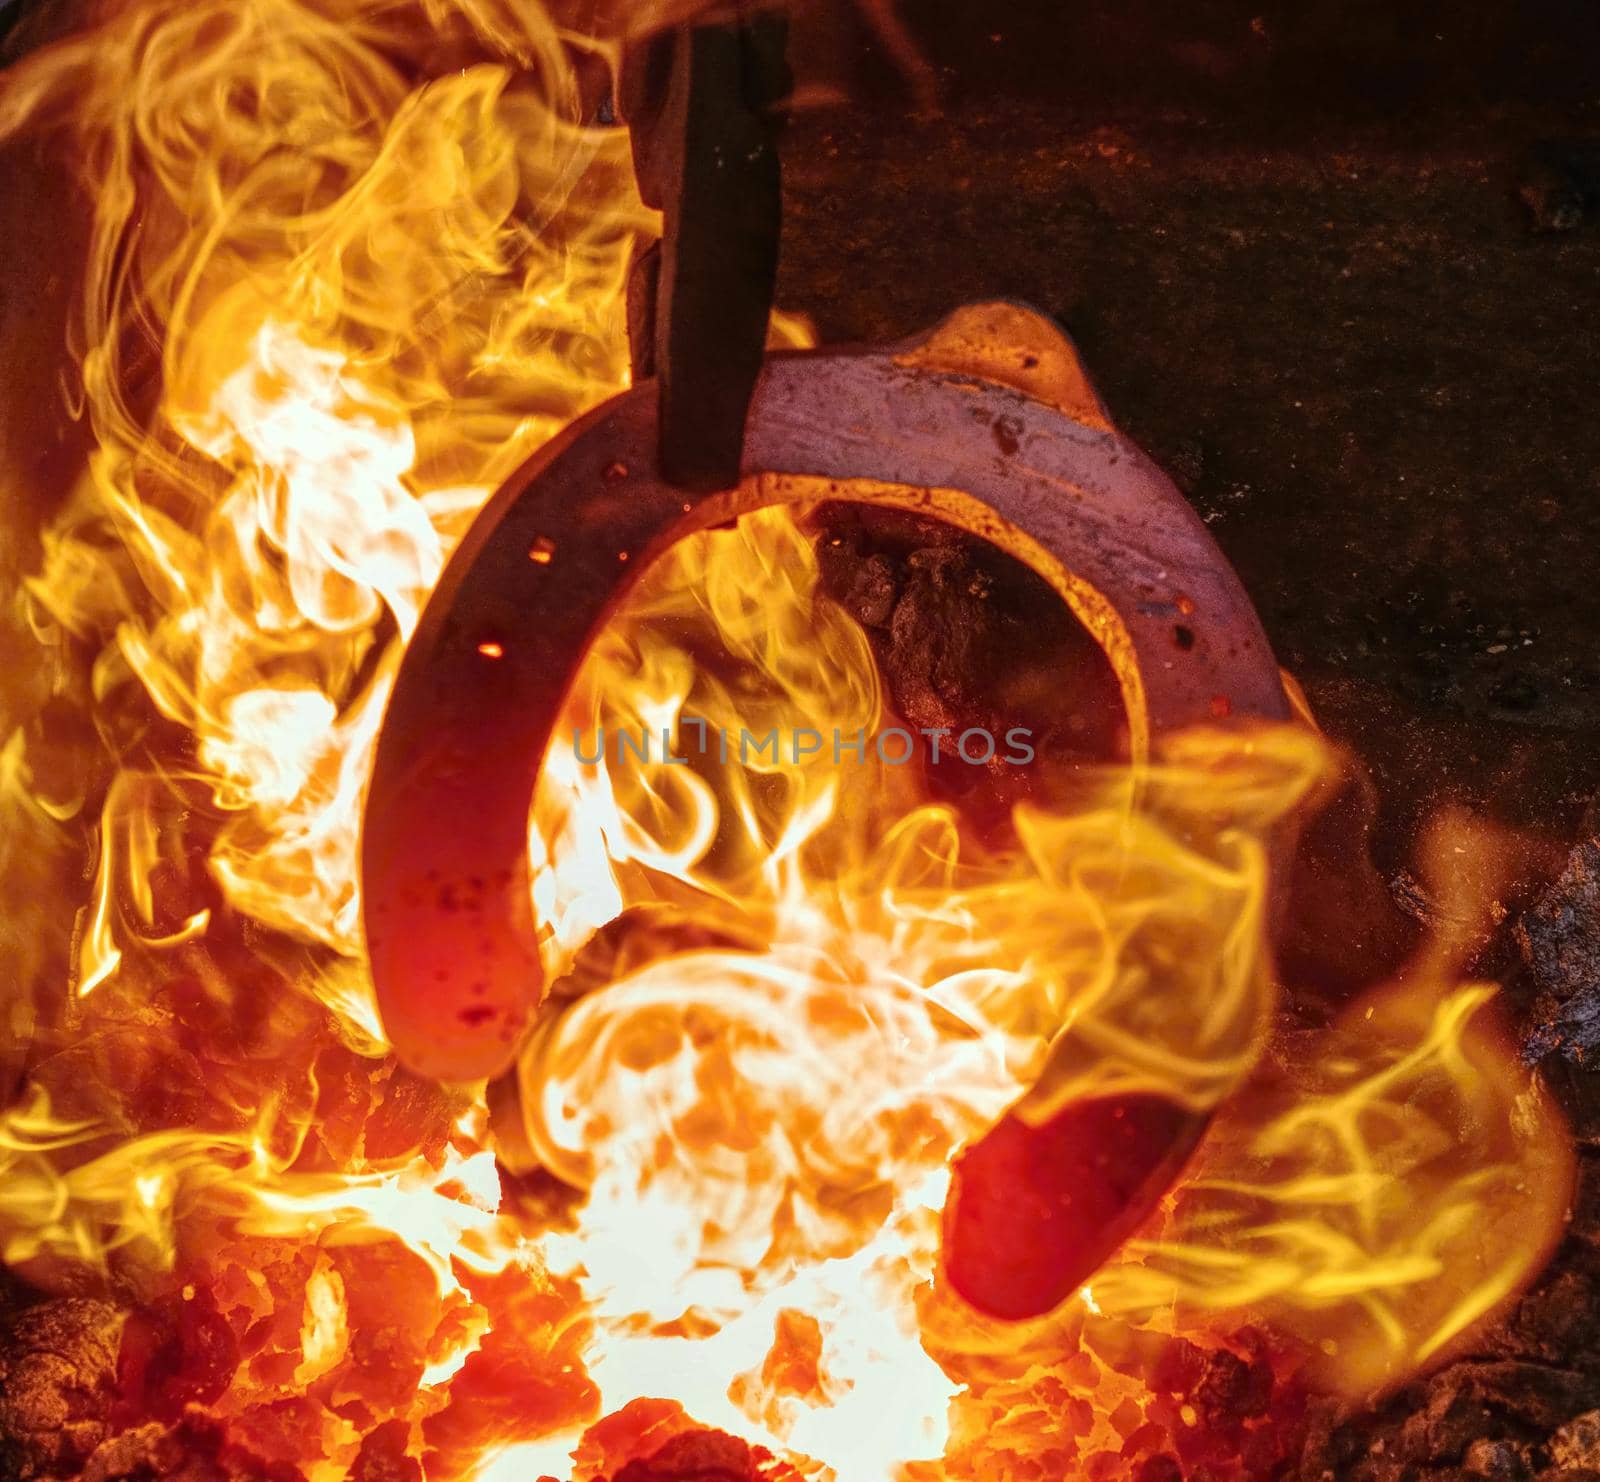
[361, 302, 1288, 1317]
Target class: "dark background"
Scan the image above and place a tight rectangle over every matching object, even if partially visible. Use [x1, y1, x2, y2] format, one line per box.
[777, 0, 1600, 879]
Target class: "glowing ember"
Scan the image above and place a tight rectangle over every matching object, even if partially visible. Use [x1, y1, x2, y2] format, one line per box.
[0, 2, 1575, 1480]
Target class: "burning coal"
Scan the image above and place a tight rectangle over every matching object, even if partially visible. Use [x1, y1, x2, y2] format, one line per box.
[0, 2, 1575, 1479]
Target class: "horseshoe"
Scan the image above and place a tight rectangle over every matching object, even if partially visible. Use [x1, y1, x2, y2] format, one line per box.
[360, 302, 1288, 1317]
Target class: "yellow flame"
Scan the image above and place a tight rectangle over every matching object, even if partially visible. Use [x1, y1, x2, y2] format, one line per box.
[295, 1256, 350, 1385]
[1087, 816, 1574, 1396]
[507, 505, 1567, 1477]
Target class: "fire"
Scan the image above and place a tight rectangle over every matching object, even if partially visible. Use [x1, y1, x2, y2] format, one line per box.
[0, 2, 1575, 1481]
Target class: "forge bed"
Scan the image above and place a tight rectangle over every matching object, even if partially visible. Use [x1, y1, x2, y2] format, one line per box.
[4, 0, 1600, 1479]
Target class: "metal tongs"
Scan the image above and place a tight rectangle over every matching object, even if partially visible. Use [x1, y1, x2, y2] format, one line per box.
[618, 8, 790, 491]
